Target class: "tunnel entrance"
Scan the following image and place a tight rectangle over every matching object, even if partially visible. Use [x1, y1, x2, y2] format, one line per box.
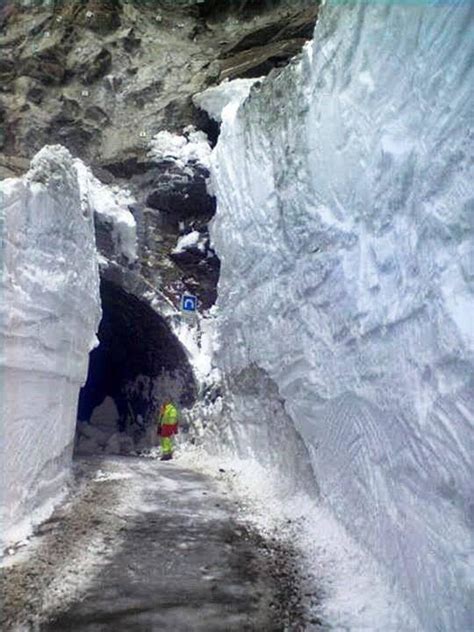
[76, 279, 196, 454]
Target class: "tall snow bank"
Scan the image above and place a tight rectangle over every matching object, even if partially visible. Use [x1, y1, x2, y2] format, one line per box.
[0, 146, 102, 551]
[210, 2, 474, 630]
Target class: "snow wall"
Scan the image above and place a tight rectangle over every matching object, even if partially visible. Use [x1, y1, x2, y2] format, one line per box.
[209, 2, 474, 630]
[0, 146, 101, 550]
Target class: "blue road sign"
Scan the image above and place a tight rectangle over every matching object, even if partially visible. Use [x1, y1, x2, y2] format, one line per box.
[182, 294, 197, 313]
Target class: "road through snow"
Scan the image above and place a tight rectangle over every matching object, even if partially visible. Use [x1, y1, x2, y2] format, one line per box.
[1, 456, 312, 632]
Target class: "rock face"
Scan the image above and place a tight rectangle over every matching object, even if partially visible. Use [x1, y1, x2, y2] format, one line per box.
[0, 0, 318, 168]
[0, 0, 318, 312]
[219, 6, 319, 80]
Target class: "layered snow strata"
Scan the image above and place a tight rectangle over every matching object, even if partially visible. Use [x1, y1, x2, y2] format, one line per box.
[0, 145, 102, 551]
[210, 2, 474, 630]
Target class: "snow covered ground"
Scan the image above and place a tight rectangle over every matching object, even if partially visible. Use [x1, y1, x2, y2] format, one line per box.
[202, 1, 474, 630]
[181, 446, 420, 630]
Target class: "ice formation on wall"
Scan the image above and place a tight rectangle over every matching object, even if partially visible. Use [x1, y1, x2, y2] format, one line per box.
[0, 146, 102, 550]
[209, 2, 474, 629]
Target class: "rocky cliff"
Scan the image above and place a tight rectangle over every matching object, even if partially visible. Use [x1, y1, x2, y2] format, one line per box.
[1, 0, 318, 310]
[1, 0, 319, 456]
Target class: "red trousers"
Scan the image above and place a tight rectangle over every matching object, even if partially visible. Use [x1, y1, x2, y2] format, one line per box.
[159, 423, 178, 437]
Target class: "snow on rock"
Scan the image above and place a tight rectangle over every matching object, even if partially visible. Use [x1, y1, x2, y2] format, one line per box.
[172, 230, 206, 255]
[0, 145, 102, 551]
[171, 311, 219, 387]
[193, 78, 263, 123]
[74, 161, 137, 263]
[209, 2, 474, 630]
[148, 127, 212, 170]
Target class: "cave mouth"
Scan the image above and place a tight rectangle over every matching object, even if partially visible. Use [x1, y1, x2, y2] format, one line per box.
[75, 279, 196, 455]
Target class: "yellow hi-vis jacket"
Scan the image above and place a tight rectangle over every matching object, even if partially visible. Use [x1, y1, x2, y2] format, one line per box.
[158, 403, 178, 437]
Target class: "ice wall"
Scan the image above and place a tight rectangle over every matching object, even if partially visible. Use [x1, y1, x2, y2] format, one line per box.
[209, 2, 474, 629]
[0, 146, 102, 550]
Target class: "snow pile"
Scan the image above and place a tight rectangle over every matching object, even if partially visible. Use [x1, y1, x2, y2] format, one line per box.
[0, 145, 102, 551]
[74, 161, 137, 263]
[209, 2, 474, 630]
[148, 127, 211, 169]
[76, 397, 135, 456]
[193, 78, 263, 123]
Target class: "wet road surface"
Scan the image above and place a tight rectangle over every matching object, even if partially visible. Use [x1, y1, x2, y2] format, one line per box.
[2, 456, 305, 631]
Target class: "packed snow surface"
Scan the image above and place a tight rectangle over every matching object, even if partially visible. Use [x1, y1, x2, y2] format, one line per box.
[0, 146, 102, 551]
[209, 1, 474, 630]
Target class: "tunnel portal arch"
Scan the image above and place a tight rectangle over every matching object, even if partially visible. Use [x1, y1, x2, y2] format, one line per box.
[76, 279, 196, 454]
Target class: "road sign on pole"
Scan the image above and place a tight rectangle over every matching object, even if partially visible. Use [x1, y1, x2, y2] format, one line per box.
[181, 294, 197, 313]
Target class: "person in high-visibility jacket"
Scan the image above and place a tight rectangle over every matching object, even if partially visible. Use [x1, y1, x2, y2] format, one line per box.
[158, 400, 179, 461]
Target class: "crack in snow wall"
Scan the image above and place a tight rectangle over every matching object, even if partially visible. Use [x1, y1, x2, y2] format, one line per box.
[209, 2, 474, 629]
[0, 146, 102, 551]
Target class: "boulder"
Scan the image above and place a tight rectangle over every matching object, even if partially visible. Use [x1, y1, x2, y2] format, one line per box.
[21, 49, 66, 85]
[145, 165, 216, 221]
[221, 6, 319, 56]
[78, 48, 112, 85]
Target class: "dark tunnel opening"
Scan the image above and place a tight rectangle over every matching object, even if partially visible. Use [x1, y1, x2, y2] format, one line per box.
[75, 279, 197, 454]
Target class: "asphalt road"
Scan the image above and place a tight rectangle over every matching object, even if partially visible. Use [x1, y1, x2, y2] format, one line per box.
[1, 456, 306, 631]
